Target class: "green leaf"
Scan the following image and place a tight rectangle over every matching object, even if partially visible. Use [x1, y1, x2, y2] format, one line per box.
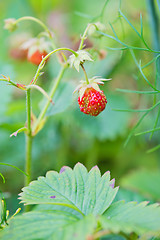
[19, 163, 118, 216]
[100, 201, 160, 235]
[0, 211, 96, 240]
[120, 170, 160, 201]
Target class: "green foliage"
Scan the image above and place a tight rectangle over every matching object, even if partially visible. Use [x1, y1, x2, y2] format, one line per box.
[0, 83, 13, 123]
[71, 93, 131, 141]
[0, 211, 96, 240]
[46, 82, 75, 116]
[19, 163, 118, 215]
[1, 0, 160, 239]
[101, 201, 160, 235]
[1, 163, 160, 240]
[120, 169, 160, 201]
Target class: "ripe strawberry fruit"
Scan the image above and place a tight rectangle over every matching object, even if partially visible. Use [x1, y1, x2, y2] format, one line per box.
[27, 50, 48, 65]
[21, 37, 51, 65]
[78, 87, 107, 116]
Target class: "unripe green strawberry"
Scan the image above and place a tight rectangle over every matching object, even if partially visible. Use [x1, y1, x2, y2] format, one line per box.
[78, 87, 107, 116]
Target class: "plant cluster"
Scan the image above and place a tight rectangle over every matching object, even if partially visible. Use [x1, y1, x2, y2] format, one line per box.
[0, 0, 160, 239]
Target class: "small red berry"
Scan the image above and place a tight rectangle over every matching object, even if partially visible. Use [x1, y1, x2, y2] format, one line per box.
[78, 87, 107, 116]
[27, 50, 48, 65]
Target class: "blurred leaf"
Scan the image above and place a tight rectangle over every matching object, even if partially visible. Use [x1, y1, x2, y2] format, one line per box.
[120, 169, 160, 201]
[101, 201, 160, 235]
[114, 188, 151, 203]
[19, 163, 118, 216]
[46, 81, 75, 116]
[87, 52, 121, 77]
[0, 83, 13, 123]
[71, 93, 131, 140]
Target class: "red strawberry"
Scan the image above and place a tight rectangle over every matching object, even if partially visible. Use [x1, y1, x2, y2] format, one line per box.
[75, 76, 111, 117]
[78, 87, 107, 116]
[27, 50, 48, 65]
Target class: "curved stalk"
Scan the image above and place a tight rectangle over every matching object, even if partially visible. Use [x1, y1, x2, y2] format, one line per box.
[15, 16, 52, 38]
[78, 23, 97, 50]
[15, 16, 57, 49]
[32, 47, 78, 85]
[32, 66, 66, 134]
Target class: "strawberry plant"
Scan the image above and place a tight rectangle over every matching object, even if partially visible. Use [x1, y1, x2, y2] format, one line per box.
[0, 0, 160, 239]
[1, 163, 160, 240]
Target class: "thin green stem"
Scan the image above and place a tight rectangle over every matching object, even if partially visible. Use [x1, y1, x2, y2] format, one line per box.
[150, 107, 160, 139]
[0, 173, 5, 183]
[147, 0, 160, 52]
[101, 32, 160, 54]
[78, 23, 97, 50]
[80, 63, 89, 84]
[0, 78, 17, 88]
[135, 126, 160, 136]
[25, 90, 32, 211]
[32, 66, 66, 134]
[15, 16, 57, 49]
[0, 163, 28, 176]
[32, 48, 78, 85]
[147, 0, 160, 95]
[116, 88, 160, 94]
[119, 9, 152, 52]
[101, 0, 110, 22]
[113, 99, 160, 113]
[147, 144, 160, 153]
[15, 16, 52, 38]
[27, 85, 53, 104]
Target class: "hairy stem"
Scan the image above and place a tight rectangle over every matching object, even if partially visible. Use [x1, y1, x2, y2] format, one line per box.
[15, 16, 56, 50]
[78, 23, 97, 50]
[80, 64, 90, 84]
[15, 16, 52, 38]
[32, 47, 77, 85]
[25, 89, 32, 211]
[32, 66, 66, 134]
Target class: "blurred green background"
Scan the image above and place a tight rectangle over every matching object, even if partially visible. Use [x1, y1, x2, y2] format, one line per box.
[0, 0, 160, 213]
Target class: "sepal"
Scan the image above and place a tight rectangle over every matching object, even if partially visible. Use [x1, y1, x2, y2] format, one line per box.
[69, 50, 93, 72]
